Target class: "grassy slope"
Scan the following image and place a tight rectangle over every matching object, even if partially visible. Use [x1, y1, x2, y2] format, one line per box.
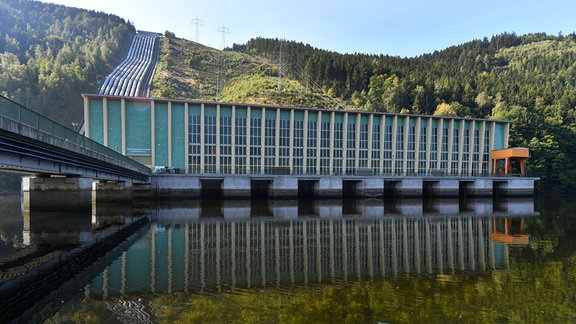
[150, 37, 345, 109]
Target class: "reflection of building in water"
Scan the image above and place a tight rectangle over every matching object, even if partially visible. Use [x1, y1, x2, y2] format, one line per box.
[492, 217, 529, 245]
[87, 199, 537, 298]
[103, 297, 155, 324]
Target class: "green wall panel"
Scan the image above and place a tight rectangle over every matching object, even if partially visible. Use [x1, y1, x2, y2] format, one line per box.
[204, 105, 216, 116]
[155, 102, 169, 166]
[250, 107, 262, 118]
[171, 103, 186, 169]
[220, 105, 233, 117]
[89, 99, 104, 144]
[280, 110, 290, 120]
[125, 101, 151, 156]
[265, 109, 276, 119]
[493, 123, 506, 150]
[189, 104, 201, 115]
[307, 111, 318, 122]
[347, 114, 356, 124]
[294, 110, 304, 120]
[235, 107, 247, 118]
[107, 100, 122, 152]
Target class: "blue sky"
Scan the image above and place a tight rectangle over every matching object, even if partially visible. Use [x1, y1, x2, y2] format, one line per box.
[47, 0, 575, 57]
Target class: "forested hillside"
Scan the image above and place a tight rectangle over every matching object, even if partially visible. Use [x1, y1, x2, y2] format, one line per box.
[234, 34, 576, 193]
[0, 0, 135, 126]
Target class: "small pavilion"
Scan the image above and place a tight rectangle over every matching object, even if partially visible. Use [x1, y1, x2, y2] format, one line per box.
[491, 147, 530, 176]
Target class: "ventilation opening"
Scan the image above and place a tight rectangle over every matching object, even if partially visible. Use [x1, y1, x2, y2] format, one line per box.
[342, 180, 361, 198]
[251, 179, 271, 199]
[201, 179, 223, 199]
[384, 181, 398, 199]
[298, 180, 317, 198]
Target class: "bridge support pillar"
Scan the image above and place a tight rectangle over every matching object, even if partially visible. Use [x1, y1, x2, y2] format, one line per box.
[22, 190, 93, 246]
[22, 175, 93, 192]
[92, 180, 133, 203]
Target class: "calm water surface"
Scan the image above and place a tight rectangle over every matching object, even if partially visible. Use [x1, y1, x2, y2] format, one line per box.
[1, 194, 575, 323]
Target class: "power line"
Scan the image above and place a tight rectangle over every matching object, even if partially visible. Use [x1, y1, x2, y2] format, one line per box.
[217, 25, 229, 50]
[191, 17, 203, 42]
[278, 38, 284, 90]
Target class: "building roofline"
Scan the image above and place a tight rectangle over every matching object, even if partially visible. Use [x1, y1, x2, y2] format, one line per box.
[81, 93, 513, 124]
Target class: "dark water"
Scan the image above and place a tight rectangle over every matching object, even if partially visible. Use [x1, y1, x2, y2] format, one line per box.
[1, 194, 575, 323]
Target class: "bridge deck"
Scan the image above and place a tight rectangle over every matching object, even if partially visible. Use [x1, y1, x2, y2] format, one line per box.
[0, 95, 150, 182]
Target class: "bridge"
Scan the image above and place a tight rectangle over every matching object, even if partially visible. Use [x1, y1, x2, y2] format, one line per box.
[0, 94, 150, 184]
[0, 31, 163, 186]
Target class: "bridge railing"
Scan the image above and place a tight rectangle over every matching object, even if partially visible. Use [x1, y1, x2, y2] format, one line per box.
[0, 95, 150, 175]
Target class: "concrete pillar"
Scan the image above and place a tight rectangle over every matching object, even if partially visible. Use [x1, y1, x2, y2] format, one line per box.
[396, 179, 423, 197]
[150, 175, 200, 198]
[464, 198, 494, 215]
[270, 176, 298, 198]
[316, 177, 342, 198]
[357, 199, 385, 218]
[92, 199, 134, 232]
[93, 180, 133, 203]
[317, 199, 342, 218]
[426, 179, 459, 197]
[270, 200, 298, 219]
[22, 175, 92, 192]
[495, 178, 535, 197]
[222, 200, 251, 219]
[222, 177, 251, 198]
[358, 178, 384, 198]
[22, 190, 92, 246]
[428, 199, 459, 214]
[394, 199, 423, 216]
[467, 179, 493, 197]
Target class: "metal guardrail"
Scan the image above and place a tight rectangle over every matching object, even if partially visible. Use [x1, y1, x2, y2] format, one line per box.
[0, 95, 150, 175]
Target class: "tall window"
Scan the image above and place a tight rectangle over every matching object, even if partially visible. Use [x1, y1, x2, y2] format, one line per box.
[264, 118, 276, 172]
[451, 128, 459, 175]
[407, 125, 416, 175]
[483, 129, 491, 175]
[472, 129, 480, 175]
[204, 115, 216, 173]
[220, 116, 232, 173]
[383, 125, 393, 174]
[359, 123, 369, 169]
[293, 120, 304, 174]
[346, 122, 356, 175]
[320, 121, 331, 175]
[371, 123, 381, 174]
[462, 129, 470, 175]
[188, 115, 201, 173]
[279, 119, 290, 167]
[418, 125, 427, 174]
[440, 127, 449, 172]
[250, 117, 261, 174]
[395, 125, 404, 174]
[333, 122, 343, 175]
[235, 117, 247, 174]
[430, 127, 438, 171]
[307, 120, 317, 174]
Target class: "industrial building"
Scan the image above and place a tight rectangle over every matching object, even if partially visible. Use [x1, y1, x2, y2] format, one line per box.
[83, 95, 534, 198]
[83, 95, 510, 175]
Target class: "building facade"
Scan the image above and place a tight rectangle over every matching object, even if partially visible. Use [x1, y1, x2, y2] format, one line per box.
[83, 95, 509, 177]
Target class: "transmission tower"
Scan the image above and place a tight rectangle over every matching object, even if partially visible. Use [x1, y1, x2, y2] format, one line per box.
[191, 17, 203, 42]
[278, 38, 284, 90]
[217, 25, 229, 50]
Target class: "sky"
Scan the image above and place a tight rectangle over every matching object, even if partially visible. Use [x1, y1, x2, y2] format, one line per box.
[46, 0, 576, 57]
